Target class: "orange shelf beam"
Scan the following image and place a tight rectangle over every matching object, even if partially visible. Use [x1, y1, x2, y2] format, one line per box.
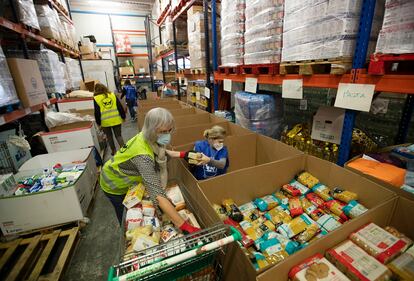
[356, 74, 414, 94]
[0, 98, 57, 125]
[171, 0, 198, 22]
[153, 49, 175, 62]
[156, 4, 171, 26]
[0, 17, 79, 57]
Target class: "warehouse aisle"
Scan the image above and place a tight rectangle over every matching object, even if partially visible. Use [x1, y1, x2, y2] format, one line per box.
[62, 118, 139, 281]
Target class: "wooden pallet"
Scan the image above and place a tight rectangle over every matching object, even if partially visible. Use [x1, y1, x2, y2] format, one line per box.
[218, 66, 241, 75]
[190, 68, 206, 74]
[368, 53, 414, 75]
[241, 64, 280, 75]
[0, 227, 79, 281]
[280, 58, 352, 75]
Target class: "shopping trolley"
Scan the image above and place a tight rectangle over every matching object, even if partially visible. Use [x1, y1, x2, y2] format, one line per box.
[108, 224, 241, 281]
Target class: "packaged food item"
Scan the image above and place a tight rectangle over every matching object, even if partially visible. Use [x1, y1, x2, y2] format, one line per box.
[239, 201, 257, 215]
[133, 233, 159, 251]
[274, 191, 289, 206]
[326, 240, 393, 281]
[295, 223, 320, 244]
[142, 200, 156, 217]
[187, 152, 202, 164]
[282, 184, 302, 197]
[244, 209, 261, 222]
[222, 199, 244, 222]
[324, 200, 348, 222]
[254, 195, 279, 211]
[343, 200, 368, 219]
[312, 183, 333, 201]
[332, 187, 358, 203]
[123, 183, 145, 208]
[212, 203, 228, 220]
[143, 216, 161, 231]
[289, 197, 304, 217]
[250, 250, 269, 270]
[161, 225, 178, 243]
[406, 245, 414, 257]
[300, 197, 317, 215]
[309, 229, 329, 243]
[350, 223, 409, 264]
[296, 171, 319, 188]
[384, 226, 413, 250]
[306, 193, 325, 208]
[259, 238, 289, 265]
[265, 206, 292, 226]
[259, 220, 275, 232]
[277, 214, 318, 239]
[166, 184, 186, 210]
[178, 209, 201, 228]
[125, 225, 153, 240]
[240, 220, 264, 241]
[289, 180, 310, 195]
[387, 253, 414, 280]
[223, 218, 254, 248]
[289, 253, 351, 281]
[264, 231, 300, 255]
[125, 207, 143, 230]
[310, 208, 342, 232]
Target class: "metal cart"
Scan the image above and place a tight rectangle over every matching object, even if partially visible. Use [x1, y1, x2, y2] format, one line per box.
[108, 224, 241, 281]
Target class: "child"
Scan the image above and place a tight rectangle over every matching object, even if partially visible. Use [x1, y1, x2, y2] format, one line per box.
[121, 80, 138, 121]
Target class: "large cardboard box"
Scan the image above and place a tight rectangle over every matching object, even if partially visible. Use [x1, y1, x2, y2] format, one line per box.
[137, 108, 201, 129]
[0, 148, 97, 235]
[311, 106, 345, 145]
[133, 58, 149, 74]
[140, 103, 184, 111]
[80, 80, 98, 92]
[196, 155, 397, 280]
[80, 42, 95, 55]
[57, 98, 94, 112]
[40, 121, 101, 153]
[119, 66, 134, 77]
[7, 58, 48, 108]
[173, 112, 216, 128]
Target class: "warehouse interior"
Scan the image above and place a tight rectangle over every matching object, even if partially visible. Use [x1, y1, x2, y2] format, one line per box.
[0, 0, 414, 281]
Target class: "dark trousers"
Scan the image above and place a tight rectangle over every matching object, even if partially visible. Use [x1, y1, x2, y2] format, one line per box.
[126, 99, 136, 119]
[103, 191, 126, 225]
[102, 125, 124, 153]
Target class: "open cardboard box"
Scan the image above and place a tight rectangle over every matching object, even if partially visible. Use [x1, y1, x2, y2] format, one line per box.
[57, 97, 94, 112]
[196, 155, 397, 281]
[137, 107, 205, 129]
[140, 102, 186, 111]
[173, 113, 226, 129]
[138, 98, 180, 107]
[174, 133, 303, 177]
[170, 121, 252, 148]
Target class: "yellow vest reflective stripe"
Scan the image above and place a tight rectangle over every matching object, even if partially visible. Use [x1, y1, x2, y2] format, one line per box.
[100, 132, 154, 195]
[94, 93, 123, 127]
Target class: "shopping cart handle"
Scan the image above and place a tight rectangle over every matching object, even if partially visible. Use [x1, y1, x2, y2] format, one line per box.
[230, 226, 243, 242]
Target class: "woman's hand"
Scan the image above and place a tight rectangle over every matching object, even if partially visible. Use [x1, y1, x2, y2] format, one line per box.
[196, 153, 211, 166]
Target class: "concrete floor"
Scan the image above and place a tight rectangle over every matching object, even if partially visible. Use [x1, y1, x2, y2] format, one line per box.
[62, 117, 138, 281]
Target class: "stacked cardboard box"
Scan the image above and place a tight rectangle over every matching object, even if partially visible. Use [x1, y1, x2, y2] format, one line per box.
[31, 49, 66, 94]
[16, 0, 39, 30]
[65, 57, 83, 90]
[35, 4, 61, 41]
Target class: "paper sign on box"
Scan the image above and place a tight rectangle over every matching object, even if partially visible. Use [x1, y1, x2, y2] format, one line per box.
[282, 79, 303, 99]
[311, 106, 345, 144]
[245, 78, 257, 93]
[224, 79, 232, 92]
[335, 83, 375, 112]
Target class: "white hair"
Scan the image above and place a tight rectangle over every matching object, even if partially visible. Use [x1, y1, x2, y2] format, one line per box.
[142, 107, 175, 143]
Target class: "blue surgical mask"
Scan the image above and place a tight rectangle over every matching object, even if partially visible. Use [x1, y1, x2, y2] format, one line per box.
[157, 133, 171, 146]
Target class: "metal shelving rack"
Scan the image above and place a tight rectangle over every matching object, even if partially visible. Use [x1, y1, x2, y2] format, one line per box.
[212, 0, 414, 166]
[0, 0, 81, 126]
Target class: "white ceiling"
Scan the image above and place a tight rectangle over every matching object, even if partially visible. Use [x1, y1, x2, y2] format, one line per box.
[70, 0, 155, 14]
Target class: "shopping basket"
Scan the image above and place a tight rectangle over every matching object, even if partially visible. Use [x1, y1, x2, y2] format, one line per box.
[108, 224, 241, 281]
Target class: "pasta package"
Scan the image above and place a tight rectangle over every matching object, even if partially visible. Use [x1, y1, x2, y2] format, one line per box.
[350, 223, 409, 264]
[282, 184, 302, 197]
[324, 200, 348, 222]
[254, 195, 279, 211]
[240, 220, 264, 241]
[289, 197, 304, 217]
[296, 171, 319, 188]
[274, 191, 289, 206]
[264, 231, 300, 255]
[300, 197, 317, 215]
[306, 192, 325, 208]
[289, 253, 350, 281]
[289, 180, 310, 195]
[212, 203, 228, 221]
[223, 218, 254, 248]
[259, 238, 289, 265]
[239, 201, 257, 215]
[312, 183, 333, 201]
[332, 187, 358, 203]
[265, 206, 292, 226]
[384, 226, 413, 250]
[387, 253, 414, 280]
[244, 209, 262, 222]
[326, 240, 393, 281]
[222, 199, 244, 222]
[277, 214, 318, 239]
[310, 208, 342, 232]
[343, 200, 368, 219]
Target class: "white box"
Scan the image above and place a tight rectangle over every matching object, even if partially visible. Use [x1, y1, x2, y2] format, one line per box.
[57, 98, 94, 112]
[0, 148, 97, 235]
[311, 106, 345, 144]
[40, 121, 101, 153]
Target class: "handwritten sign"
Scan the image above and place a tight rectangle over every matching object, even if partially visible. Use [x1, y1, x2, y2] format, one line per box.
[282, 79, 303, 99]
[204, 87, 211, 99]
[334, 83, 375, 112]
[223, 79, 232, 92]
[245, 78, 258, 93]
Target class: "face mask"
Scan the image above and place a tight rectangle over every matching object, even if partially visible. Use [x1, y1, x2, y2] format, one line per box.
[213, 142, 224, 151]
[157, 133, 171, 146]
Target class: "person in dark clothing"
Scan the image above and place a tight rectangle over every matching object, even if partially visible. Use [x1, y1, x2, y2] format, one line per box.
[93, 83, 126, 155]
[121, 80, 138, 121]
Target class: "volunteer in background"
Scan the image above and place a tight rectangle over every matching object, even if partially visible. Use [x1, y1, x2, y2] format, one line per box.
[192, 125, 229, 180]
[121, 80, 138, 121]
[100, 107, 200, 234]
[94, 83, 126, 156]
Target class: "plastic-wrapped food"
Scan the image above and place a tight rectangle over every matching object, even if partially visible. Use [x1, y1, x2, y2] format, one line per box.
[17, 0, 39, 30]
[277, 214, 318, 239]
[264, 231, 300, 255]
[125, 207, 143, 230]
[332, 187, 358, 203]
[30, 49, 65, 94]
[166, 185, 186, 211]
[0, 47, 19, 108]
[375, 0, 414, 54]
[384, 226, 413, 250]
[300, 197, 317, 215]
[161, 225, 178, 243]
[259, 238, 289, 265]
[142, 200, 155, 217]
[254, 195, 279, 211]
[296, 172, 319, 189]
[213, 203, 228, 221]
[326, 240, 393, 281]
[178, 209, 200, 228]
[312, 183, 333, 201]
[222, 198, 244, 222]
[289, 180, 310, 195]
[343, 200, 368, 219]
[250, 250, 269, 270]
[306, 192, 325, 208]
[223, 218, 254, 248]
[289, 197, 304, 217]
[289, 253, 351, 281]
[295, 223, 320, 244]
[324, 200, 348, 221]
[65, 58, 82, 90]
[388, 253, 414, 280]
[239, 201, 257, 215]
[310, 208, 342, 232]
[274, 191, 289, 206]
[282, 184, 302, 197]
[244, 209, 261, 222]
[44, 110, 94, 129]
[240, 220, 264, 241]
[35, 5, 61, 40]
[265, 206, 292, 226]
[350, 223, 409, 264]
[125, 225, 152, 240]
[143, 216, 161, 232]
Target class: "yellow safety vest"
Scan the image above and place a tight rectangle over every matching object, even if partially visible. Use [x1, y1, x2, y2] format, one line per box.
[100, 132, 154, 195]
[94, 93, 123, 127]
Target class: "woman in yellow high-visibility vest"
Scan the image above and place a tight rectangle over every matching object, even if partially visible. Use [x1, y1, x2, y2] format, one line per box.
[94, 83, 126, 155]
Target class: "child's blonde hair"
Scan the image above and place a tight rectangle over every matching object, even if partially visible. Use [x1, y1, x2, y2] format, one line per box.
[203, 125, 226, 139]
